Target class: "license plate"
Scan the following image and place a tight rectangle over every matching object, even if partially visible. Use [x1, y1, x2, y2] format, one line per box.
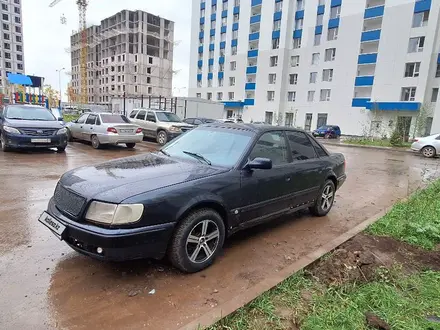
[38, 212, 66, 239]
[31, 138, 51, 143]
[120, 129, 133, 133]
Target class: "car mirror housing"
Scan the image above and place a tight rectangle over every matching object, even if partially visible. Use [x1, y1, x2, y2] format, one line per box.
[246, 157, 272, 170]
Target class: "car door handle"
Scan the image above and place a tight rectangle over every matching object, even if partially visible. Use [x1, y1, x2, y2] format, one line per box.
[286, 177, 291, 182]
[90, 127, 93, 129]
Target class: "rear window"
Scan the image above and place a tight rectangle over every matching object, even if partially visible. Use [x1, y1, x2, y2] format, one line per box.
[100, 114, 130, 124]
[310, 137, 329, 157]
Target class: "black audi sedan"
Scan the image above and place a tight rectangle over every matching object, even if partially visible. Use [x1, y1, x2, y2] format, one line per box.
[39, 124, 346, 272]
[0, 104, 68, 152]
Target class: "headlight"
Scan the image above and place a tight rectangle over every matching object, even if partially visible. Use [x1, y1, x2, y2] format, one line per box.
[85, 201, 144, 225]
[57, 128, 67, 135]
[169, 126, 181, 132]
[3, 126, 21, 134]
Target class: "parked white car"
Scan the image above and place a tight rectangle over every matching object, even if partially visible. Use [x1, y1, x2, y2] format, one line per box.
[65, 113, 143, 149]
[411, 133, 440, 158]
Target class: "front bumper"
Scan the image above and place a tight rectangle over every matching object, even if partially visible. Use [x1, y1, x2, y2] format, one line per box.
[3, 131, 68, 149]
[45, 198, 175, 261]
[98, 133, 143, 145]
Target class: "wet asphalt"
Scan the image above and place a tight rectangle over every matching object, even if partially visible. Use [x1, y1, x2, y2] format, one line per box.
[0, 141, 439, 330]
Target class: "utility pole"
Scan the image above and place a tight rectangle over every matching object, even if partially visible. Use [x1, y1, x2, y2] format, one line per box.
[123, 91, 126, 116]
[56, 67, 65, 108]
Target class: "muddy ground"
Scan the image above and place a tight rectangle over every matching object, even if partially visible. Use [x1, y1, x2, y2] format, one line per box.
[0, 141, 439, 330]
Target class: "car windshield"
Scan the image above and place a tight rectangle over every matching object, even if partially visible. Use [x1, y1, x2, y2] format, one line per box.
[156, 112, 181, 122]
[162, 127, 253, 167]
[318, 126, 330, 130]
[5, 106, 56, 121]
[100, 114, 130, 124]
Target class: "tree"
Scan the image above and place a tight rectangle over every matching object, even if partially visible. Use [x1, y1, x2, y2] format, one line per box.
[43, 84, 60, 108]
[412, 102, 433, 138]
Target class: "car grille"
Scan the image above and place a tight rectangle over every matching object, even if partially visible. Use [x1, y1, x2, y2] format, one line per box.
[54, 184, 86, 218]
[20, 128, 58, 136]
[181, 126, 193, 133]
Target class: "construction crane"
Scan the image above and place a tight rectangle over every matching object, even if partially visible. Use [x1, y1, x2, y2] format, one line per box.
[49, 0, 88, 105]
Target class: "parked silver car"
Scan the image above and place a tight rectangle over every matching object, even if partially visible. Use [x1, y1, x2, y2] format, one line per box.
[65, 113, 143, 149]
[129, 109, 193, 145]
[411, 133, 440, 158]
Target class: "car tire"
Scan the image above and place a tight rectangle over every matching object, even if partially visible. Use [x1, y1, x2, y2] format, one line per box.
[57, 146, 66, 153]
[421, 146, 436, 158]
[156, 130, 168, 145]
[126, 143, 136, 149]
[0, 134, 10, 152]
[310, 179, 336, 217]
[91, 135, 101, 149]
[168, 208, 226, 273]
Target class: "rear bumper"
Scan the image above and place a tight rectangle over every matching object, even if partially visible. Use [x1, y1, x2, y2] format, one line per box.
[46, 198, 175, 261]
[337, 174, 346, 189]
[2, 131, 68, 149]
[98, 133, 143, 145]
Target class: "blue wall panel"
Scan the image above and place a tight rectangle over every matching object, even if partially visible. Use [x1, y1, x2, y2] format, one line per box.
[209, 43, 215, 51]
[232, 22, 239, 30]
[364, 5, 384, 19]
[245, 83, 256, 90]
[251, 0, 262, 6]
[366, 102, 421, 111]
[218, 72, 224, 79]
[315, 25, 323, 35]
[244, 99, 255, 106]
[274, 11, 282, 21]
[219, 56, 225, 64]
[197, 60, 203, 67]
[328, 17, 340, 28]
[220, 41, 226, 49]
[200, 17, 205, 24]
[231, 39, 238, 46]
[211, 13, 216, 21]
[352, 98, 371, 108]
[210, 28, 216, 36]
[221, 25, 227, 33]
[246, 66, 257, 74]
[208, 58, 214, 65]
[272, 30, 280, 39]
[201, 2, 205, 10]
[249, 32, 260, 40]
[295, 10, 304, 20]
[199, 31, 204, 39]
[358, 53, 378, 64]
[317, 5, 325, 15]
[198, 46, 203, 53]
[361, 29, 381, 42]
[331, 0, 342, 7]
[355, 76, 374, 86]
[207, 73, 213, 80]
[248, 49, 258, 57]
[197, 74, 202, 81]
[414, 0, 431, 13]
[293, 29, 303, 39]
[233, 6, 240, 14]
[221, 10, 228, 18]
[223, 101, 244, 108]
[250, 15, 261, 24]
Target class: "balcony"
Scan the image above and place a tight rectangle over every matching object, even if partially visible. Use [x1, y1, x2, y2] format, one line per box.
[366, 0, 385, 8]
[248, 49, 258, 57]
[245, 83, 256, 90]
[352, 98, 371, 108]
[197, 74, 202, 81]
[248, 57, 257, 66]
[317, 5, 325, 15]
[357, 64, 376, 76]
[208, 58, 214, 65]
[358, 53, 377, 64]
[251, 0, 262, 6]
[295, 10, 304, 20]
[414, 0, 431, 13]
[249, 32, 260, 41]
[366, 102, 421, 111]
[244, 99, 255, 106]
[293, 29, 302, 39]
[364, 5, 384, 19]
[363, 17, 382, 31]
[197, 60, 203, 67]
[221, 10, 227, 18]
[355, 75, 375, 86]
[274, 11, 282, 21]
[220, 41, 226, 49]
[361, 29, 381, 42]
[250, 23, 260, 33]
[246, 66, 257, 74]
[272, 30, 280, 39]
[248, 40, 259, 50]
[232, 22, 239, 30]
[250, 14, 261, 24]
[360, 40, 379, 54]
[246, 74, 256, 83]
[354, 86, 372, 98]
[328, 17, 340, 28]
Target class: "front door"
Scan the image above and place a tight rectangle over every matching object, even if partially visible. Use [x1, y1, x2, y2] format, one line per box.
[70, 113, 89, 139]
[239, 131, 292, 225]
[145, 111, 157, 137]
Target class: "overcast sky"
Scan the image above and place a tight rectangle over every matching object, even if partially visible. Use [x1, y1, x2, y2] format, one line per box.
[22, 0, 191, 100]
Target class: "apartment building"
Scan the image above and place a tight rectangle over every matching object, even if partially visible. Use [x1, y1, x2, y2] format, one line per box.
[0, 0, 24, 91]
[71, 9, 174, 105]
[189, 0, 440, 136]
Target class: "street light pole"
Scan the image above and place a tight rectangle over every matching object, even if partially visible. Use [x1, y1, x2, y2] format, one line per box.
[56, 67, 65, 107]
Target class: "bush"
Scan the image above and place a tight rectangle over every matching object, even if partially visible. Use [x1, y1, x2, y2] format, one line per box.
[389, 129, 403, 147]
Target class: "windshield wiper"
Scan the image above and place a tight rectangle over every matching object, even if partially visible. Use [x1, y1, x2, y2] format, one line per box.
[6, 117, 24, 120]
[159, 149, 170, 156]
[182, 151, 212, 165]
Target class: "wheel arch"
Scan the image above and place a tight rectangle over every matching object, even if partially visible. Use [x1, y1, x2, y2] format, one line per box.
[326, 173, 338, 190]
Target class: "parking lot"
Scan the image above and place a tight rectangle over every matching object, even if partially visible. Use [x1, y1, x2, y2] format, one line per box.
[1, 141, 439, 330]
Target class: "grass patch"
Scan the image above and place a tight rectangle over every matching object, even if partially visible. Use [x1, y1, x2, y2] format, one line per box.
[63, 114, 80, 123]
[367, 179, 440, 249]
[343, 137, 411, 148]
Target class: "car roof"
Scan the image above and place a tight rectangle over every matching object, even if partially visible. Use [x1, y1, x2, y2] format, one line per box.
[132, 108, 171, 113]
[202, 123, 310, 134]
[7, 104, 46, 109]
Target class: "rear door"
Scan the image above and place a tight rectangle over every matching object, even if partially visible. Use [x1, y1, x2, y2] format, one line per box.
[82, 114, 97, 141]
[70, 114, 89, 139]
[284, 130, 324, 206]
[239, 131, 293, 225]
[145, 111, 157, 137]
[134, 110, 147, 135]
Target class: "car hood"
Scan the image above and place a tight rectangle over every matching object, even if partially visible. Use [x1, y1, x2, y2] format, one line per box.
[5, 119, 64, 129]
[167, 122, 194, 128]
[59, 153, 227, 203]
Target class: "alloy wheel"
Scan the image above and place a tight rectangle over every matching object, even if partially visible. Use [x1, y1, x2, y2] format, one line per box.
[321, 184, 334, 212]
[422, 146, 435, 158]
[91, 136, 100, 149]
[186, 220, 220, 263]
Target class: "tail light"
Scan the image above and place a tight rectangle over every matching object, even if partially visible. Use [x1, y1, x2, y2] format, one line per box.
[107, 127, 118, 134]
[136, 127, 143, 134]
[413, 139, 419, 142]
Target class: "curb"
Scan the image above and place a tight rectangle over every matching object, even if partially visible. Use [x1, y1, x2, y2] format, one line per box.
[179, 206, 393, 330]
[321, 141, 413, 153]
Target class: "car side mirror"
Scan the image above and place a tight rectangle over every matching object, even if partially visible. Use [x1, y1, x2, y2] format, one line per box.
[58, 117, 64, 122]
[246, 157, 272, 170]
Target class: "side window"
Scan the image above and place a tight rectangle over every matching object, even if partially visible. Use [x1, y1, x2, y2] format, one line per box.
[309, 136, 329, 157]
[286, 131, 317, 160]
[77, 114, 88, 124]
[85, 114, 97, 125]
[184, 118, 194, 125]
[249, 131, 289, 166]
[436, 135, 440, 140]
[147, 111, 156, 122]
[194, 119, 203, 125]
[129, 110, 137, 118]
[96, 116, 101, 125]
[136, 110, 146, 120]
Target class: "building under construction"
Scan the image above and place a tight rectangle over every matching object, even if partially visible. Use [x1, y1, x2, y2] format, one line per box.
[70, 9, 174, 106]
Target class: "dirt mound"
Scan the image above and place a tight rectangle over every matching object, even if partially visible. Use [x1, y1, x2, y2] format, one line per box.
[307, 233, 440, 285]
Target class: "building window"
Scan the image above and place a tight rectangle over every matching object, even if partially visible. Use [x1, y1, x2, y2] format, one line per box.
[269, 56, 278, 67]
[404, 62, 421, 77]
[328, 27, 338, 41]
[212, 4, 217, 14]
[219, 63, 224, 71]
[231, 45, 237, 55]
[229, 76, 235, 86]
[15, 26, 21, 33]
[322, 69, 334, 82]
[201, 8, 205, 17]
[200, 23, 205, 31]
[221, 32, 226, 41]
[14, 7, 20, 14]
[232, 30, 238, 39]
[210, 20, 215, 29]
[309, 72, 317, 83]
[289, 74, 298, 85]
[307, 91, 315, 102]
[436, 64, 440, 78]
[320, 89, 331, 101]
[234, 0, 240, 6]
[2, 14, 7, 20]
[207, 92, 212, 100]
[222, 1, 228, 11]
[312, 52, 320, 65]
[2, 23, 8, 30]
[267, 91, 275, 101]
[221, 17, 227, 27]
[431, 88, 439, 102]
[233, 13, 239, 22]
[291, 55, 300, 67]
[14, 16, 20, 23]
[209, 50, 214, 58]
[199, 38, 203, 46]
[197, 81, 202, 87]
[3, 33, 9, 40]
[401, 87, 416, 101]
[272, 38, 280, 49]
[273, 20, 281, 31]
[287, 91, 296, 102]
[16, 54, 22, 61]
[285, 113, 293, 127]
[16, 35, 21, 42]
[295, 18, 303, 30]
[230, 61, 236, 71]
[2, 4, 7, 10]
[330, 6, 341, 19]
[217, 92, 223, 100]
[5, 62, 11, 69]
[228, 92, 234, 100]
[324, 48, 336, 61]
[297, 0, 304, 11]
[316, 14, 324, 26]
[313, 34, 321, 46]
[17, 63, 23, 70]
[275, 0, 282, 12]
[208, 79, 213, 87]
[408, 36, 425, 53]
[265, 111, 273, 125]
[268, 73, 276, 84]
[196, 93, 201, 98]
[293, 38, 301, 49]
[412, 11, 429, 28]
